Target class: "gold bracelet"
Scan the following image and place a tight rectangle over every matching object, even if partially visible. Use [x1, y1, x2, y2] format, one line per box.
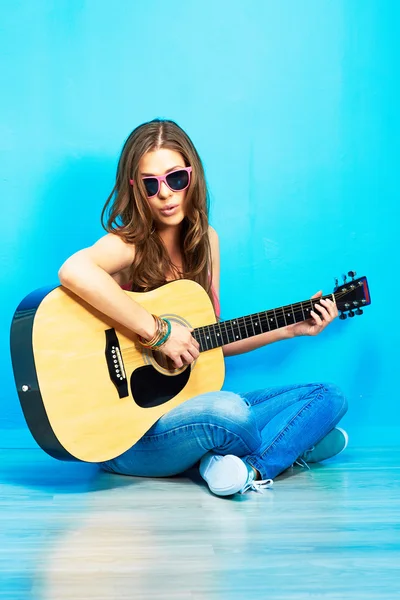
[138, 315, 168, 348]
[137, 316, 163, 347]
[140, 315, 163, 346]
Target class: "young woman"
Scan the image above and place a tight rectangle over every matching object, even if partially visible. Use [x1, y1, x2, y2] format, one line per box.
[58, 118, 348, 497]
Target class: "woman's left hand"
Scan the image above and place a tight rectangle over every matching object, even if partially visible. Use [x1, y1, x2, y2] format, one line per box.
[286, 291, 338, 338]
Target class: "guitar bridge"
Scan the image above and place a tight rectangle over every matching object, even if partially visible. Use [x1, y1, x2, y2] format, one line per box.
[105, 329, 129, 398]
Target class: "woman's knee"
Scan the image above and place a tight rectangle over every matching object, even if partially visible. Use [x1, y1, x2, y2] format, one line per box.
[182, 391, 260, 452]
[319, 383, 348, 419]
[180, 391, 257, 435]
[193, 391, 254, 429]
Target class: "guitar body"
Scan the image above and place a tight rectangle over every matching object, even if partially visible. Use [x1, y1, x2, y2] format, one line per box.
[10, 280, 224, 463]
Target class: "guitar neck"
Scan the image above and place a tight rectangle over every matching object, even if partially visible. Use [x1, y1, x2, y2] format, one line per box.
[192, 293, 335, 352]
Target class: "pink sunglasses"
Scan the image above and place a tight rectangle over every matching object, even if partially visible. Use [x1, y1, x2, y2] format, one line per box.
[130, 167, 192, 198]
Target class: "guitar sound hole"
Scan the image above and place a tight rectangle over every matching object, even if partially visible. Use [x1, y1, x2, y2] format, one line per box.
[130, 365, 191, 409]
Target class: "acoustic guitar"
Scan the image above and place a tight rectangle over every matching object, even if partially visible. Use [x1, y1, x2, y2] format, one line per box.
[10, 273, 370, 463]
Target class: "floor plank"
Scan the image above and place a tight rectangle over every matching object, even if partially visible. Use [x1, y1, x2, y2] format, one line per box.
[0, 448, 399, 599]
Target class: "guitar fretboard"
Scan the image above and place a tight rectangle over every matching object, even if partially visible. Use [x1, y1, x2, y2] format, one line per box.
[192, 294, 335, 352]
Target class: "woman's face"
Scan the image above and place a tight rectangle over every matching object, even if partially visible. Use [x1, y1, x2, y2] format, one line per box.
[138, 148, 189, 230]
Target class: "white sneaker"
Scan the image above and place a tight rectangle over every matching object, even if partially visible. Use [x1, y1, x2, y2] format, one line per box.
[199, 453, 273, 497]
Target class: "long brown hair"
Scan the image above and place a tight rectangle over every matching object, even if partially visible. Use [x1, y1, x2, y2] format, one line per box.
[101, 119, 214, 308]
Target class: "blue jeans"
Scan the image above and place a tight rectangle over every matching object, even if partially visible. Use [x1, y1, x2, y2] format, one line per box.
[100, 382, 348, 480]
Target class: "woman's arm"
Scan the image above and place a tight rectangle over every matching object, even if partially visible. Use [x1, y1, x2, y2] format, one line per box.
[209, 229, 337, 357]
[58, 234, 156, 340]
[60, 233, 204, 369]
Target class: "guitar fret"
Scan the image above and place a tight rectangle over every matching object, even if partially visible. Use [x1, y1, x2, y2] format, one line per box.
[232, 319, 241, 341]
[212, 323, 221, 348]
[253, 313, 262, 334]
[261, 311, 269, 332]
[208, 326, 215, 348]
[226, 319, 232, 342]
[272, 308, 278, 329]
[300, 302, 306, 321]
[209, 324, 218, 348]
[266, 311, 273, 330]
[284, 304, 296, 325]
[242, 316, 249, 339]
[260, 312, 267, 332]
[259, 312, 267, 333]
[273, 307, 284, 329]
[214, 325, 219, 345]
[223, 320, 230, 344]
[195, 330, 205, 352]
[215, 323, 223, 345]
[250, 314, 256, 336]
[205, 325, 211, 348]
[290, 304, 297, 323]
[207, 325, 214, 350]
[294, 304, 302, 323]
[203, 327, 211, 351]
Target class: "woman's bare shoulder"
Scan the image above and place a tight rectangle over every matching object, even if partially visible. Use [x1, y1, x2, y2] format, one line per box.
[90, 232, 135, 255]
[87, 233, 136, 275]
[58, 232, 136, 279]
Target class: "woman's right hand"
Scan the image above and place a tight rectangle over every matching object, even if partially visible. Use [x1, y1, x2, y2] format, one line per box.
[159, 321, 200, 368]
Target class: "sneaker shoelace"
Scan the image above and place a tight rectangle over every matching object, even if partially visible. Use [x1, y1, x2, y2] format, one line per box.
[295, 445, 315, 470]
[301, 445, 315, 462]
[240, 472, 274, 494]
[294, 457, 311, 470]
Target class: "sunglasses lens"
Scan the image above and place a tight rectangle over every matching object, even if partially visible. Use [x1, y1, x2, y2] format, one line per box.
[166, 169, 189, 191]
[143, 178, 159, 197]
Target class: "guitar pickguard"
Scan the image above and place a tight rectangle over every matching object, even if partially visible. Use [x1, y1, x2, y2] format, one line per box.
[131, 365, 191, 409]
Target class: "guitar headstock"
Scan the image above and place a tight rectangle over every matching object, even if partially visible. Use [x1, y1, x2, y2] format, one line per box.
[333, 272, 371, 319]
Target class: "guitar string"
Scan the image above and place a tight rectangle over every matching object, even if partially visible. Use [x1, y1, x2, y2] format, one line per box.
[195, 286, 362, 335]
[122, 285, 365, 354]
[194, 307, 328, 347]
[193, 286, 364, 348]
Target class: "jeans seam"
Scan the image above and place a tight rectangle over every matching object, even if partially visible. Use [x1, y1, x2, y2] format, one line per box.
[258, 386, 326, 459]
[245, 382, 323, 407]
[141, 422, 257, 454]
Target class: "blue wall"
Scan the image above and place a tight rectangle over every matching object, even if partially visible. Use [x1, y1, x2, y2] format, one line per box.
[1, 1, 398, 448]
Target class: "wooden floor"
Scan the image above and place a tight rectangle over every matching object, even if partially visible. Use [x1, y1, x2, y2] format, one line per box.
[0, 447, 399, 599]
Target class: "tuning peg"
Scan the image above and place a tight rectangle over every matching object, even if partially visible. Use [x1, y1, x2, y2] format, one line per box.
[342, 274, 347, 284]
[334, 277, 339, 291]
[355, 308, 363, 316]
[339, 312, 347, 320]
[348, 310, 355, 318]
[348, 271, 357, 280]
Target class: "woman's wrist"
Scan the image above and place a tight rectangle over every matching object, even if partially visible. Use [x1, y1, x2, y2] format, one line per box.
[138, 315, 172, 349]
[282, 325, 296, 340]
[140, 314, 158, 341]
